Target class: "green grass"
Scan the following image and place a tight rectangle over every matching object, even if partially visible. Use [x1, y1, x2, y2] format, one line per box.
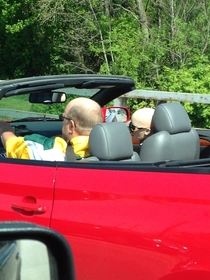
[0, 95, 66, 119]
[0, 95, 31, 111]
[0, 93, 91, 117]
[0, 89, 95, 112]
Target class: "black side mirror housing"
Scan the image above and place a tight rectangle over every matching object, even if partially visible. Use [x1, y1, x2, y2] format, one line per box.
[0, 222, 75, 280]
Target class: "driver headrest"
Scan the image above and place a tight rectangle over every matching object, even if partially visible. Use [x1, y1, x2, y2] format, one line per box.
[89, 122, 134, 160]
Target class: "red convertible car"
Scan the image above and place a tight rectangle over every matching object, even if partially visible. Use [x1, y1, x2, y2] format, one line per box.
[0, 75, 210, 280]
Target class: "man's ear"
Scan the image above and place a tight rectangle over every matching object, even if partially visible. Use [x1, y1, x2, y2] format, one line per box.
[68, 120, 74, 134]
[144, 128, 151, 136]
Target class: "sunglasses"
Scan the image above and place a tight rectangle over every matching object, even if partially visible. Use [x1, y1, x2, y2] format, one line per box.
[59, 113, 71, 121]
[129, 121, 145, 133]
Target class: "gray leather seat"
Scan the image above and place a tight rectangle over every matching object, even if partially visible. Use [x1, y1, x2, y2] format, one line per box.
[139, 102, 200, 162]
[89, 122, 140, 161]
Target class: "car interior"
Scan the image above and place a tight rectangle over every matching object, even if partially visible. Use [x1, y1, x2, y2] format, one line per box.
[0, 102, 209, 165]
[0, 75, 210, 165]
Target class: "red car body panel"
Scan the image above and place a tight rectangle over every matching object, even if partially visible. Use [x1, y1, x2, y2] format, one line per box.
[0, 159, 210, 279]
[0, 161, 56, 227]
[47, 164, 210, 280]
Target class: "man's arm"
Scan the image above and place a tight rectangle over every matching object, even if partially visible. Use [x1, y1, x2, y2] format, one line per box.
[0, 122, 16, 148]
[1, 131, 16, 148]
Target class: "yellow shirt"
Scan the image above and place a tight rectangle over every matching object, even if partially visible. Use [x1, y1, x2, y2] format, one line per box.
[6, 134, 67, 161]
[70, 136, 90, 158]
[5, 134, 90, 161]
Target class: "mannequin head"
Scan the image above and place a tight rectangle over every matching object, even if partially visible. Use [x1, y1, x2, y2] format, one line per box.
[129, 108, 155, 144]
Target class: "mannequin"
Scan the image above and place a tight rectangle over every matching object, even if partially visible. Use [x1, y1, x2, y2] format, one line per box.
[129, 108, 155, 144]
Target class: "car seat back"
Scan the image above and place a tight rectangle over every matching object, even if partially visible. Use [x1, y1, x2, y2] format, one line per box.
[139, 102, 200, 162]
[89, 122, 140, 161]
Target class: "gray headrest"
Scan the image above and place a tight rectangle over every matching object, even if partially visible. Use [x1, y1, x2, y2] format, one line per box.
[89, 122, 133, 160]
[153, 103, 191, 134]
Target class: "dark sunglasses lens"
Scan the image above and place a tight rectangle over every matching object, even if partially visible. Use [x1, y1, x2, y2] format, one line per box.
[129, 122, 135, 133]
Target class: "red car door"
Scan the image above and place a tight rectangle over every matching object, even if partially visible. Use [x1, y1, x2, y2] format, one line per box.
[0, 159, 57, 226]
[52, 162, 210, 280]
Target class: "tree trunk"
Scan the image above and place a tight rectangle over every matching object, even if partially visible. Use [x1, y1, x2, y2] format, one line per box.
[135, 0, 149, 42]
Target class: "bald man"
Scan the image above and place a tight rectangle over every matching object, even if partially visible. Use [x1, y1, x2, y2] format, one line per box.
[129, 108, 155, 144]
[0, 97, 103, 160]
[61, 97, 102, 158]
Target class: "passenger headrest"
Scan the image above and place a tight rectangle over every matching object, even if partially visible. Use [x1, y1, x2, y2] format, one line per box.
[89, 122, 133, 160]
[153, 103, 191, 134]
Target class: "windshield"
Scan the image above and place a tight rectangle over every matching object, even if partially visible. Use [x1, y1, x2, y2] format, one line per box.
[0, 88, 99, 121]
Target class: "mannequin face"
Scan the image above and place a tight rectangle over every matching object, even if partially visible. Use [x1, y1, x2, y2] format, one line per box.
[131, 127, 151, 143]
[130, 108, 155, 144]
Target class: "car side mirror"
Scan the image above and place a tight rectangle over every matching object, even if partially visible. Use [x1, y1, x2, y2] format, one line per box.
[29, 92, 67, 104]
[0, 222, 75, 280]
[102, 106, 130, 123]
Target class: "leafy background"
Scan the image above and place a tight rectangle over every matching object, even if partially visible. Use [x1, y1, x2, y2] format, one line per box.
[1, 0, 210, 127]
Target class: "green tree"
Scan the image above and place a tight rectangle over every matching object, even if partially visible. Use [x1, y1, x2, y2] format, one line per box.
[157, 63, 210, 127]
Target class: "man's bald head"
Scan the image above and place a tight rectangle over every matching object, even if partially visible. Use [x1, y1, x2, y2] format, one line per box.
[65, 97, 100, 113]
[64, 97, 103, 136]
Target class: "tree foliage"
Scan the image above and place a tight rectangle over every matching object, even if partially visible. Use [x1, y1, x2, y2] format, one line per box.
[1, 0, 210, 127]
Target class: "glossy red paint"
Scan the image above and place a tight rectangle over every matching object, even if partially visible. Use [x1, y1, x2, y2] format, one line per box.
[49, 165, 210, 280]
[1, 159, 210, 280]
[0, 161, 56, 226]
